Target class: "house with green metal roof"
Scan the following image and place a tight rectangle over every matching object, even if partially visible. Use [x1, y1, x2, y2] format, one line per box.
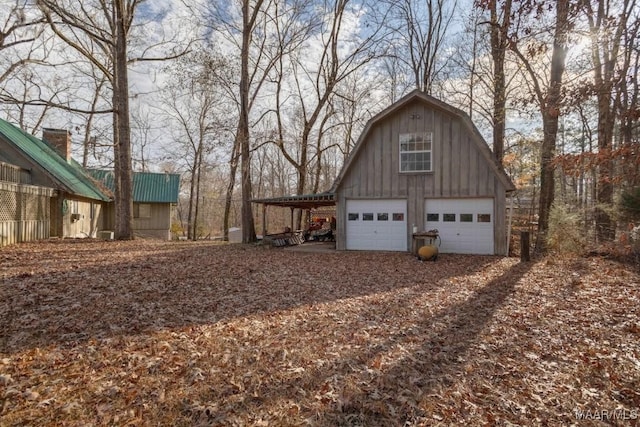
[89, 169, 180, 240]
[0, 118, 180, 245]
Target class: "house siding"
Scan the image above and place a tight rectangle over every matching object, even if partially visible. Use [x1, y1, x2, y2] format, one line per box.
[335, 99, 509, 254]
[56, 196, 105, 239]
[133, 203, 172, 240]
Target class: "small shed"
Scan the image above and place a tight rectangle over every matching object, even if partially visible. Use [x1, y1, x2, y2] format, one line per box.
[89, 170, 181, 240]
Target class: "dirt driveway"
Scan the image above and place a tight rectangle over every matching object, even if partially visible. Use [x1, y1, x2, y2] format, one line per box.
[1, 240, 639, 426]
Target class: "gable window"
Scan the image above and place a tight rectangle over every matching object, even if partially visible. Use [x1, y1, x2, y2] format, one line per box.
[400, 132, 432, 172]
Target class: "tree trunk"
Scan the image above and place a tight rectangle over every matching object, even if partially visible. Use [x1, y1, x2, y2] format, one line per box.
[595, 89, 615, 242]
[113, 0, 133, 240]
[585, 0, 632, 242]
[223, 141, 240, 241]
[192, 145, 203, 241]
[187, 149, 198, 240]
[489, 0, 511, 164]
[534, 0, 569, 254]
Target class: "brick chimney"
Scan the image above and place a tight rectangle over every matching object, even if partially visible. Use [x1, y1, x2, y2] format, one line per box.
[42, 128, 72, 161]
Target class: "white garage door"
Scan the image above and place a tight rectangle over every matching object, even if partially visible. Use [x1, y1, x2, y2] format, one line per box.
[424, 198, 494, 254]
[346, 199, 407, 251]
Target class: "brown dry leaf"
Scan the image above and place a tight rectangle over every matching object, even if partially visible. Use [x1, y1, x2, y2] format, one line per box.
[0, 240, 638, 426]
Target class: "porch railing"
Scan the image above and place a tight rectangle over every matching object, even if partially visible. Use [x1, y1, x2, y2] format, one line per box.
[0, 161, 31, 184]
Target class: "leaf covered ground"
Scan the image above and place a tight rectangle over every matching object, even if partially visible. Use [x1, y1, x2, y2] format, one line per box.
[0, 240, 639, 426]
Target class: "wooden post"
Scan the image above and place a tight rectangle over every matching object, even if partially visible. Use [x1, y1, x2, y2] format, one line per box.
[261, 204, 267, 238]
[520, 231, 530, 262]
[290, 207, 294, 231]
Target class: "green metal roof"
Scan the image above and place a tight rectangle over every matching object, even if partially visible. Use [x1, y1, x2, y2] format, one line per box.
[89, 169, 180, 203]
[0, 118, 111, 201]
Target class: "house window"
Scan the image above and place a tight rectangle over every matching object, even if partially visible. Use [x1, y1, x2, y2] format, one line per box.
[348, 213, 359, 221]
[399, 132, 432, 172]
[426, 213, 439, 222]
[134, 203, 151, 219]
[363, 213, 374, 221]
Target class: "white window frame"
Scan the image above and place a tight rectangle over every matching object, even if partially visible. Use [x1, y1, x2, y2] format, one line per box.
[399, 132, 433, 173]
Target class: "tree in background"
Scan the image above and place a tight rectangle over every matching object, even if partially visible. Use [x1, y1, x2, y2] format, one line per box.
[480, 0, 512, 164]
[581, 0, 637, 242]
[0, 1, 45, 90]
[161, 51, 233, 241]
[37, 0, 139, 239]
[36, 0, 190, 240]
[271, 0, 388, 229]
[383, 0, 457, 95]
[504, 0, 572, 254]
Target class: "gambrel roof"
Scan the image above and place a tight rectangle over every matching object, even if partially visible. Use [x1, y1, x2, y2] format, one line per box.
[331, 89, 516, 193]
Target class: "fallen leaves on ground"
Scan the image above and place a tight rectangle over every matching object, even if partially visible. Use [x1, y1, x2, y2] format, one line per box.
[0, 240, 638, 426]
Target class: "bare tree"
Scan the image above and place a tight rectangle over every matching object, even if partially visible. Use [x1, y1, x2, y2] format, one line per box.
[507, 0, 572, 254]
[581, 0, 637, 242]
[37, 0, 190, 240]
[383, 0, 457, 94]
[270, 0, 387, 228]
[0, 1, 45, 87]
[161, 52, 232, 241]
[204, 0, 313, 242]
[36, 0, 138, 239]
[478, 0, 513, 164]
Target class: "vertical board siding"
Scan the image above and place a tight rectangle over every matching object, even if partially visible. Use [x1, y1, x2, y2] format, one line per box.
[451, 120, 461, 196]
[460, 134, 470, 196]
[132, 204, 172, 240]
[374, 126, 382, 197]
[382, 124, 392, 197]
[0, 220, 50, 247]
[337, 98, 510, 254]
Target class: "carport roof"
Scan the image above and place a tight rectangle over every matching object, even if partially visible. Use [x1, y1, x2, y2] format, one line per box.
[252, 192, 335, 209]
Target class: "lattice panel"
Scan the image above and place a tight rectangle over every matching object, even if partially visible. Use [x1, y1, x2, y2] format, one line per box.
[0, 190, 18, 221]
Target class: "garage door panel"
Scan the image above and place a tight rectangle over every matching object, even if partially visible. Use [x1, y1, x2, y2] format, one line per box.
[425, 198, 494, 254]
[346, 199, 407, 251]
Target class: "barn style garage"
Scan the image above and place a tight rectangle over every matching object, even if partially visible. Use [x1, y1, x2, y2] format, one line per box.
[331, 90, 515, 255]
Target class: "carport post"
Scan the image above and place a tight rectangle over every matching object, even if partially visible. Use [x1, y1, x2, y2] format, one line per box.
[290, 207, 294, 231]
[262, 204, 267, 237]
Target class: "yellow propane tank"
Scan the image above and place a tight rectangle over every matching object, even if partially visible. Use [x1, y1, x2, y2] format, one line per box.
[418, 245, 439, 261]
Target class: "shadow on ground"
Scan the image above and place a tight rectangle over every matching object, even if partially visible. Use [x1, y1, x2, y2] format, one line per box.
[0, 240, 499, 354]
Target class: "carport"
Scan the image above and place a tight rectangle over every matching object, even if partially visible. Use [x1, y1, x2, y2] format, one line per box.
[252, 192, 335, 240]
